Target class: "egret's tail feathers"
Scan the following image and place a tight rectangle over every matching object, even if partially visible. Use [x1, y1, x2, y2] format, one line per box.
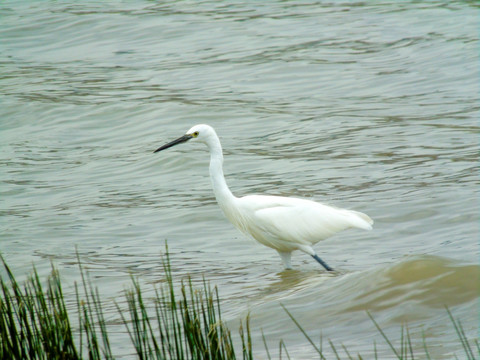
[348, 210, 374, 231]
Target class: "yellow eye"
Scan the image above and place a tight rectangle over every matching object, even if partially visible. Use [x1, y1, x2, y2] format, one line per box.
[193, 131, 199, 137]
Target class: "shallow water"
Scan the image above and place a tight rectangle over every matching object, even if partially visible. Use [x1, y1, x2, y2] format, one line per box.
[1, 1, 479, 358]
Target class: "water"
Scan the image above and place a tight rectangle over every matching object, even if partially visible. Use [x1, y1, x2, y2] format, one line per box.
[1, 1, 478, 358]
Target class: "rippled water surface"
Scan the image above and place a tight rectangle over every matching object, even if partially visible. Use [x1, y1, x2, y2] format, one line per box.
[1, 1, 479, 358]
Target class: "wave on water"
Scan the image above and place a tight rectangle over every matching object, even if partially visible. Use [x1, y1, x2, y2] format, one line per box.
[342, 255, 479, 313]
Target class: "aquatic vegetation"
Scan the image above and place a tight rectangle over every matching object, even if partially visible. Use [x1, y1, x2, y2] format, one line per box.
[0, 250, 477, 359]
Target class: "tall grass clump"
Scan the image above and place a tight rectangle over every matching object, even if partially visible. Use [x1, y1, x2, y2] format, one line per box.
[0, 257, 78, 359]
[116, 249, 251, 359]
[0, 254, 113, 360]
[0, 251, 252, 360]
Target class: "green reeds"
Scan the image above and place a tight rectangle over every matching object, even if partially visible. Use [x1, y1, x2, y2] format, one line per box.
[0, 254, 114, 360]
[0, 250, 478, 359]
[116, 249, 248, 359]
[281, 304, 479, 360]
[0, 250, 252, 360]
[0, 257, 78, 359]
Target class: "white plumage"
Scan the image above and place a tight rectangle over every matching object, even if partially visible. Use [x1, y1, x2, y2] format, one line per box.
[154, 124, 373, 270]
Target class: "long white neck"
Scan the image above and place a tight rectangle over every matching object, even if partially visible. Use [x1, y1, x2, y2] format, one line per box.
[206, 133, 237, 211]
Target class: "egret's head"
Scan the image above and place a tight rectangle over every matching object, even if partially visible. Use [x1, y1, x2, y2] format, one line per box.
[153, 124, 214, 153]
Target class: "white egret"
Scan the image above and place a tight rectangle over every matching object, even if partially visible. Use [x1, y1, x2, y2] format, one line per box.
[154, 124, 373, 271]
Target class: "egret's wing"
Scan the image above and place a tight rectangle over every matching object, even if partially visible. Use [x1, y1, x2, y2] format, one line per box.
[254, 206, 343, 244]
[245, 195, 371, 247]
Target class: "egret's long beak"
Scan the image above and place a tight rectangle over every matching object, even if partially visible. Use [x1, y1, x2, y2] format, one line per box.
[154, 134, 193, 153]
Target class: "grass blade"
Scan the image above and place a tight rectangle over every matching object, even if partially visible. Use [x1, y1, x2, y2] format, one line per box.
[281, 304, 326, 360]
[367, 311, 401, 359]
[446, 306, 475, 360]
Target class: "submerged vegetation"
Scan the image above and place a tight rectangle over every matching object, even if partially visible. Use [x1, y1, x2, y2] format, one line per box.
[0, 249, 478, 360]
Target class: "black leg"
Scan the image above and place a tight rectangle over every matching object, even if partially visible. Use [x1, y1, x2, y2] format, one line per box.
[312, 254, 334, 271]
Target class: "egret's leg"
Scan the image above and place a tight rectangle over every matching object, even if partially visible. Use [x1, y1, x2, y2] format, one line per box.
[277, 251, 292, 270]
[312, 254, 334, 271]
